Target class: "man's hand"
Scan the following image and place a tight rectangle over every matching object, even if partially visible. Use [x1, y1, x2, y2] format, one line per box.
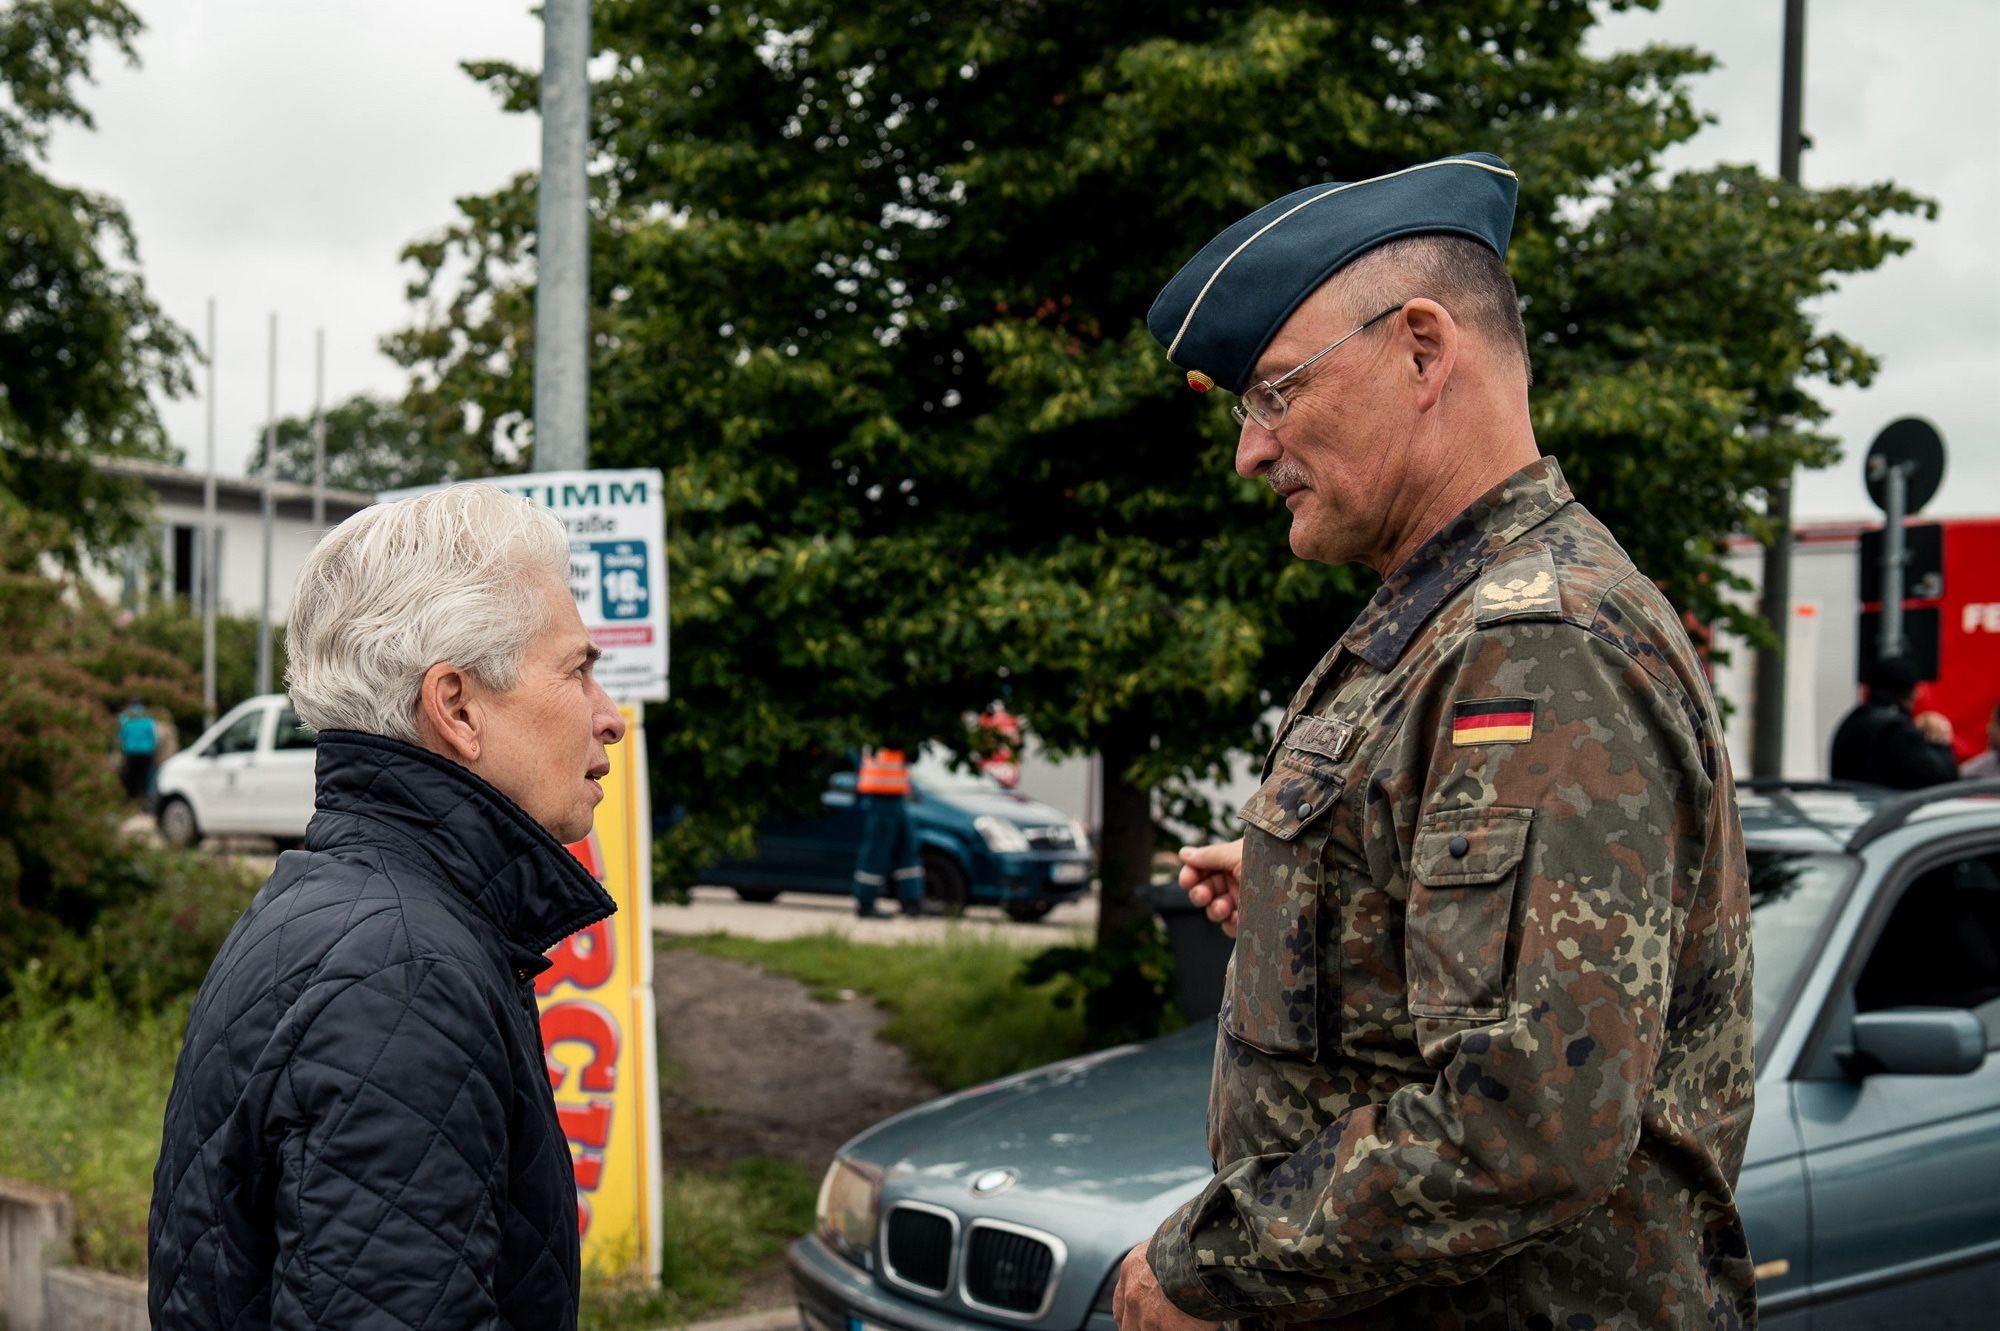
[1916, 710, 1955, 745]
[1111, 1243, 1220, 1331]
[1178, 839, 1243, 938]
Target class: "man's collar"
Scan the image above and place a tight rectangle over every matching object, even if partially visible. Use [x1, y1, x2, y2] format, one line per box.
[1340, 456, 1572, 670]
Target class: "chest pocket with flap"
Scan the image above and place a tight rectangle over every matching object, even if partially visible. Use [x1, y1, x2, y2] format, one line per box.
[1227, 747, 1345, 1060]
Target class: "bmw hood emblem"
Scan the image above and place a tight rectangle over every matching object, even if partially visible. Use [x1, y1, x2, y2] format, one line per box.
[970, 1168, 1017, 1197]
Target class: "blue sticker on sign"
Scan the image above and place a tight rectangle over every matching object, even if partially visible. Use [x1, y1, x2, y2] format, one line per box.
[590, 540, 650, 621]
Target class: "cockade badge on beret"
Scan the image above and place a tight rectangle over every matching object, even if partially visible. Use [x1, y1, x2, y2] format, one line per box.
[1147, 152, 1519, 396]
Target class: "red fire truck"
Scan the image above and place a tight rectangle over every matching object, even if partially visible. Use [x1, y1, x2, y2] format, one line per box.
[1716, 517, 2000, 778]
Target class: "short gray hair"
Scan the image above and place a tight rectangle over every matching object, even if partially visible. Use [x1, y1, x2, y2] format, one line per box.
[286, 483, 572, 743]
[1331, 233, 1532, 385]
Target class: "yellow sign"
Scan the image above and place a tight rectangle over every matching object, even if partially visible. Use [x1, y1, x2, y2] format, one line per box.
[537, 705, 662, 1278]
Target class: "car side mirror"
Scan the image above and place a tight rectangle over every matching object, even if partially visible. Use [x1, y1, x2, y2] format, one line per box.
[1844, 1008, 1987, 1078]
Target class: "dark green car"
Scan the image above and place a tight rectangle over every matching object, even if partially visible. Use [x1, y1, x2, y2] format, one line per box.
[790, 781, 2000, 1329]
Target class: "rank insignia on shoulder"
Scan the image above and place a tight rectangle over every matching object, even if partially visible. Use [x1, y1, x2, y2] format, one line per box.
[1479, 568, 1554, 612]
[1451, 698, 1535, 746]
[1185, 369, 1214, 393]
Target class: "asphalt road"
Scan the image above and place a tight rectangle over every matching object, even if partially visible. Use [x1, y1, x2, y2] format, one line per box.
[652, 884, 1097, 945]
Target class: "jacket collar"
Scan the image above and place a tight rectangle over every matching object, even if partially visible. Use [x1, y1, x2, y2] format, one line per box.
[1340, 455, 1572, 670]
[308, 730, 616, 967]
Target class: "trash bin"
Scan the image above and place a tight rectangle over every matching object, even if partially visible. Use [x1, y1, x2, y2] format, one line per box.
[1136, 878, 1232, 1022]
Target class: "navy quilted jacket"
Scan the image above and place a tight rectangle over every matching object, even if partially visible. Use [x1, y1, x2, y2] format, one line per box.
[148, 731, 616, 1329]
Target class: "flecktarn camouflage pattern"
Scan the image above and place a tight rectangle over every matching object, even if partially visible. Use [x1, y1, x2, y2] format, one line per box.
[1148, 457, 1757, 1330]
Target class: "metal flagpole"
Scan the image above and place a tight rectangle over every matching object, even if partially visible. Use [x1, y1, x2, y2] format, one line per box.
[533, 0, 590, 473]
[313, 327, 326, 526]
[202, 299, 219, 727]
[257, 312, 277, 696]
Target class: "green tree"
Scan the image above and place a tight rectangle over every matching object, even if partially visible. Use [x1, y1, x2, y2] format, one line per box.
[0, 0, 194, 560]
[394, 1, 1926, 946]
[249, 392, 489, 494]
[0, 508, 200, 988]
[120, 601, 283, 735]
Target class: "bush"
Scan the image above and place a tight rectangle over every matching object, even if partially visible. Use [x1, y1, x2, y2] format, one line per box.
[0, 551, 206, 1003]
[0, 976, 188, 1274]
[33, 846, 260, 1010]
[118, 601, 284, 739]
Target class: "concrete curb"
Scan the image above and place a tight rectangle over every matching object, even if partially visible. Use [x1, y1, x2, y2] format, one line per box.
[680, 1308, 798, 1331]
[43, 1268, 147, 1331]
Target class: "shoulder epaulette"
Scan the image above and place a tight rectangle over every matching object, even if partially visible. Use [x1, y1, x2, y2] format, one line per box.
[1473, 547, 1564, 627]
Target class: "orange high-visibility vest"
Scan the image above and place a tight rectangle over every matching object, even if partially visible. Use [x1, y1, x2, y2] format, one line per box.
[857, 748, 911, 796]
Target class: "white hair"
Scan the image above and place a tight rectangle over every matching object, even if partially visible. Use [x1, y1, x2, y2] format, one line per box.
[286, 483, 572, 743]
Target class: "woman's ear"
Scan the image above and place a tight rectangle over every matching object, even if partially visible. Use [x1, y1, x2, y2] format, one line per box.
[416, 662, 483, 763]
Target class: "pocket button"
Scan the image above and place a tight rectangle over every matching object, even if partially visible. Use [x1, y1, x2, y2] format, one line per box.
[1448, 835, 1469, 858]
[1297, 800, 1314, 818]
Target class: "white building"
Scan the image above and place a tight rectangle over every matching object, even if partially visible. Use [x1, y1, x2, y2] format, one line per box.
[88, 457, 373, 619]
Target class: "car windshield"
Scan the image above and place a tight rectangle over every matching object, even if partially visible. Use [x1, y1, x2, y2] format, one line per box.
[909, 745, 1004, 794]
[1748, 848, 1858, 1045]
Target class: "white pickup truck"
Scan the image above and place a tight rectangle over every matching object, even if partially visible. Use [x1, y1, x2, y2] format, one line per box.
[154, 693, 317, 847]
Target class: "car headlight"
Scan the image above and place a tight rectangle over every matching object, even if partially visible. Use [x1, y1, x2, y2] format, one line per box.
[1069, 817, 1093, 854]
[815, 1156, 881, 1269]
[975, 814, 1031, 853]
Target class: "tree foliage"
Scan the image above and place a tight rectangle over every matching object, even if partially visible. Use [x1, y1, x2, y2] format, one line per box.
[0, 0, 194, 559]
[249, 392, 478, 494]
[394, 0, 1928, 927]
[0, 512, 201, 989]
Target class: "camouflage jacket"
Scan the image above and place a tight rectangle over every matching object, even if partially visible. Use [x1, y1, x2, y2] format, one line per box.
[1148, 458, 1757, 1329]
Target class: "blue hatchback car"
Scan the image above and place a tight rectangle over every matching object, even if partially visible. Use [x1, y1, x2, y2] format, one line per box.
[702, 748, 1095, 921]
[790, 780, 2000, 1329]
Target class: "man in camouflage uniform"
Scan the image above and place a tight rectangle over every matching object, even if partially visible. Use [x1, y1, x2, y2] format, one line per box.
[1111, 154, 1757, 1329]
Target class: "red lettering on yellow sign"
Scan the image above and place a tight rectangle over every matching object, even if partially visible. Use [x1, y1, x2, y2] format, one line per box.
[537, 917, 615, 995]
[546, 826, 628, 1249]
[558, 1099, 612, 1146]
[544, 999, 621, 1094]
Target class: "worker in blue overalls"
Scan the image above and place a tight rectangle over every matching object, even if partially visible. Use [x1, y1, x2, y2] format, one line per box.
[851, 746, 925, 918]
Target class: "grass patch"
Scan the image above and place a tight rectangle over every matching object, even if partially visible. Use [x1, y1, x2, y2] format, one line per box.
[662, 930, 1091, 1090]
[0, 975, 186, 1274]
[580, 1157, 816, 1330]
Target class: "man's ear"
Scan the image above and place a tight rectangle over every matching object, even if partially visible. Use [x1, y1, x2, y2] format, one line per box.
[1399, 298, 1457, 413]
[416, 661, 483, 764]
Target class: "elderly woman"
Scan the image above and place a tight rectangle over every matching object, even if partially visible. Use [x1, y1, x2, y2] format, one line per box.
[148, 485, 625, 1331]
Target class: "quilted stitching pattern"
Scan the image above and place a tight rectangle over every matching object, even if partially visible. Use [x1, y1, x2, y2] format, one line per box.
[149, 732, 616, 1329]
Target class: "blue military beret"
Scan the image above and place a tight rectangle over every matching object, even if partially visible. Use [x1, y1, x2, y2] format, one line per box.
[1147, 152, 1519, 395]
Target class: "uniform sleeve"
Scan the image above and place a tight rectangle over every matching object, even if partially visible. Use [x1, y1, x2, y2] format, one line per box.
[270, 958, 511, 1330]
[1149, 620, 1703, 1323]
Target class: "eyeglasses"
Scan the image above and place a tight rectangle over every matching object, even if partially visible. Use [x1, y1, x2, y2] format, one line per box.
[1231, 305, 1403, 431]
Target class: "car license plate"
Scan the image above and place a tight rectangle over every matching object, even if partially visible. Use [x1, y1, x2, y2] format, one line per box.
[1051, 862, 1088, 884]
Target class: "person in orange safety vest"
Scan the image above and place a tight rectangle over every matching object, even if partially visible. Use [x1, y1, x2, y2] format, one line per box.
[852, 746, 924, 918]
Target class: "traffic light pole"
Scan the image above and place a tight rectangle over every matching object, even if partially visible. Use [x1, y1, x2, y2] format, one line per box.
[1751, 0, 1808, 778]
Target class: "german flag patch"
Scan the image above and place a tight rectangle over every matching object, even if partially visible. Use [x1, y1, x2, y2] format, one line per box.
[1451, 698, 1535, 746]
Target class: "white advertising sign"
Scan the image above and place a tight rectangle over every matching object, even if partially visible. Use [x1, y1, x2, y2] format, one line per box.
[382, 468, 669, 701]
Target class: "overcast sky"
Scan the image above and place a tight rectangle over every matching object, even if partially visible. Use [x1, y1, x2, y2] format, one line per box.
[44, 0, 1997, 520]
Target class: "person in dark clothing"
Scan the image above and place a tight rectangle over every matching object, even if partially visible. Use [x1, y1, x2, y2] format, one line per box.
[1829, 655, 1958, 789]
[149, 485, 627, 1330]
